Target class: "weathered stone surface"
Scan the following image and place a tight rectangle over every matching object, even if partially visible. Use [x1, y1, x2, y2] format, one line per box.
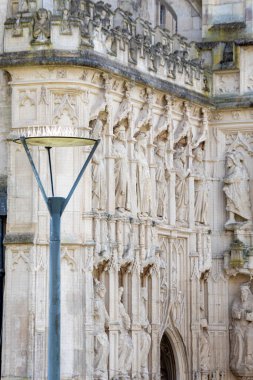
[1, 1, 253, 380]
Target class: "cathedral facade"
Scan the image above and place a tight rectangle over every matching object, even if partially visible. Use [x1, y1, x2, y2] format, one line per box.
[0, 0, 253, 379]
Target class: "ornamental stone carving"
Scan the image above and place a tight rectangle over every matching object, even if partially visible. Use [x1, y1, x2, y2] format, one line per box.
[192, 146, 208, 225]
[140, 287, 151, 379]
[60, 9, 71, 35]
[32, 8, 51, 44]
[91, 113, 107, 212]
[118, 287, 133, 378]
[94, 280, 109, 380]
[174, 144, 190, 226]
[223, 151, 252, 230]
[230, 284, 253, 377]
[135, 132, 151, 217]
[113, 123, 131, 213]
[155, 140, 169, 220]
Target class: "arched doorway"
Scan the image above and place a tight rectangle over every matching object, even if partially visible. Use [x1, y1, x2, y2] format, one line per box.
[160, 334, 177, 380]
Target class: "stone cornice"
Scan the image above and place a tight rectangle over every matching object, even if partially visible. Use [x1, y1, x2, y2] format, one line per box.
[214, 96, 253, 109]
[0, 49, 213, 107]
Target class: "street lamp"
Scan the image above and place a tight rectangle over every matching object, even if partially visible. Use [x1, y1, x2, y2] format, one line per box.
[14, 127, 99, 380]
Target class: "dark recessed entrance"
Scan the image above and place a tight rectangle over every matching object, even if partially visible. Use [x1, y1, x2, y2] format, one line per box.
[160, 334, 176, 380]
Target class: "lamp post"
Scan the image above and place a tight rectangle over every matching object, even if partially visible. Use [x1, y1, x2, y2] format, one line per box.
[14, 130, 99, 380]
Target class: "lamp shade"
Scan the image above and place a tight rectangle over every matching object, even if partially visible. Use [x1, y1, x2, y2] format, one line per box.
[12, 125, 98, 147]
[14, 136, 97, 147]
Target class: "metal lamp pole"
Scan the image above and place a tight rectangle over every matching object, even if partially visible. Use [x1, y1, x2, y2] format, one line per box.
[16, 136, 99, 380]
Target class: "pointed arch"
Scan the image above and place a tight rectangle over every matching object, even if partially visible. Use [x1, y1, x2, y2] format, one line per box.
[161, 328, 189, 380]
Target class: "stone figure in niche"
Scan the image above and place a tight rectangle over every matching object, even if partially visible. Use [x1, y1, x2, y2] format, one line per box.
[192, 146, 208, 225]
[32, 8, 51, 44]
[91, 113, 107, 212]
[113, 123, 131, 213]
[60, 9, 71, 34]
[118, 287, 133, 377]
[200, 318, 210, 371]
[135, 132, 151, 217]
[223, 151, 252, 229]
[12, 14, 23, 37]
[155, 140, 169, 219]
[94, 280, 109, 380]
[230, 283, 253, 376]
[174, 145, 190, 226]
[140, 287, 151, 379]
[171, 290, 185, 330]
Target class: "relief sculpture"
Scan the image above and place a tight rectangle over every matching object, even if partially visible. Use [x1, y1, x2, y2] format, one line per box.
[118, 287, 133, 378]
[223, 151, 252, 230]
[174, 144, 190, 226]
[91, 112, 107, 212]
[113, 124, 131, 213]
[192, 146, 208, 225]
[94, 280, 109, 380]
[135, 132, 151, 217]
[32, 8, 51, 44]
[155, 140, 169, 220]
[140, 287, 151, 379]
[230, 284, 253, 377]
[200, 318, 210, 371]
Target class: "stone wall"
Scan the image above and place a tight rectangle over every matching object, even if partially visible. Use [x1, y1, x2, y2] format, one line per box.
[1, 1, 253, 380]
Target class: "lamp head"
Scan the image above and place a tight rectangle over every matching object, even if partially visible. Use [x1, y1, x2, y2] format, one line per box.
[12, 125, 98, 147]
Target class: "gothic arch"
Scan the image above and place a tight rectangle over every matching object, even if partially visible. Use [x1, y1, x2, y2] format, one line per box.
[161, 328, 189, 380]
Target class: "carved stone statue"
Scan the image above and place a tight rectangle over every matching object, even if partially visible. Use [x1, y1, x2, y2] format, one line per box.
[135, 132, 151, 217]
[192, 146, 208, 225]
[200, 318, 210, 371]
[140, 287, 151, 379]
[230, 284, 253, 377]
[113, 123, 131, 213]
[12, 15, 23, 37]
[155, 140, 169, 219]
[223, 151, 252, 229]
[91, 113, 107, 212]
[174, 146, 190, 226]
[118, 287, 133, 377]
[94, 280, 109, 380]
[60, 9, 71, 35]
[32, 8, 51, 44]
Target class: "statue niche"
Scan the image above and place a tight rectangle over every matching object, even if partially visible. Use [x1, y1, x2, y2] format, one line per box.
[113, 123, 131, 213]
[118, 287, 133, 378]
[223, 150, 252, 230]
[94, 280, 109, 380]
[91, 112, 107, 212]
[192, 145, 208, 226]
[174, 143, 190, 226]
[230, 283, 253, 377]
[155, 140, 169, 220]
[32, 8, 51, 44]
[200, 318, 210, 372]
[140, 287, 151, 379]
[134, 131, 151, 217]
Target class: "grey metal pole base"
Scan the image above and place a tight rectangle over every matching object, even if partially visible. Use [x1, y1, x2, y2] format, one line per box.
[47, 197, 65, 380]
